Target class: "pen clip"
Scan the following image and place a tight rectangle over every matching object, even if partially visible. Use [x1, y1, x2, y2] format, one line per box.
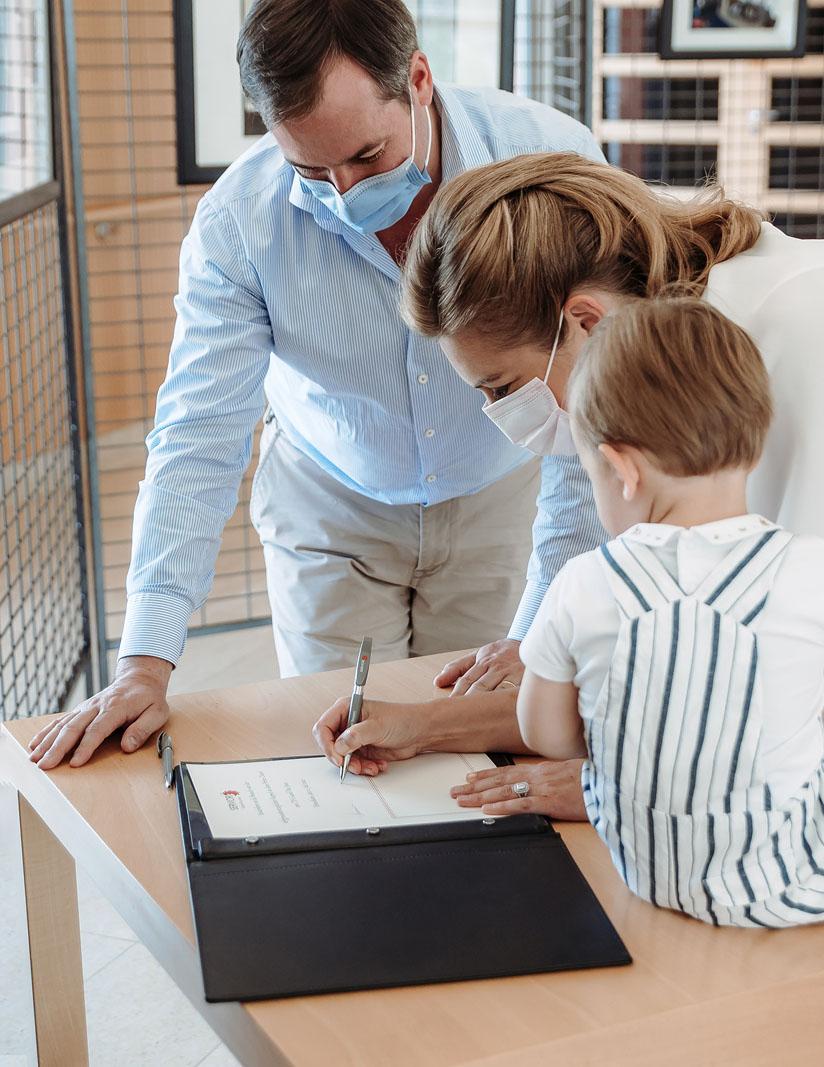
[354, 637, 372, 687]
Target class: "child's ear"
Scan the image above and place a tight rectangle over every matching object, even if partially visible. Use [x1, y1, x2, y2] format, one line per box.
[598, 443, 641, 501]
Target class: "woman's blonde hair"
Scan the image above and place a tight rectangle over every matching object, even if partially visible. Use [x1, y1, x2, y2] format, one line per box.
[401, 152, 764, 348]
[568, 297, 773, 477]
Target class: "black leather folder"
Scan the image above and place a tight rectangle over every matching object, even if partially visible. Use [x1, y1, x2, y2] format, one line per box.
[174, 756, 630, 1002]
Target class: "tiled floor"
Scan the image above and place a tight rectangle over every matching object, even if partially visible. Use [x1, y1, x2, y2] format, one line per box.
[4, 625, 276, 1067]
[77, 865, 241, 1067]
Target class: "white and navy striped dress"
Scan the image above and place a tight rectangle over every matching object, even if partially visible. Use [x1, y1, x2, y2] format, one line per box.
[582, 528, 824, 927]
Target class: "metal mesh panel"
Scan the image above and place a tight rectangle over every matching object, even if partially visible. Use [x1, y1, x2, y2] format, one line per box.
[0, 201, 86, 719]
[771, 77, 824, 123]
[771, 211, 824, 237]
[0, 0, 52, 199]
[513, 0, 823, 231]
[769, 144, 824, 189]
[514, 0, 589, 123]
[603, 77, 719, 120]
[591, 0, 824, 232]
[72, 0, 269, 641]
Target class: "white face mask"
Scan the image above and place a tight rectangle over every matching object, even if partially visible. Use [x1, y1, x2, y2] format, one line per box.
[482, 313, 576, 457]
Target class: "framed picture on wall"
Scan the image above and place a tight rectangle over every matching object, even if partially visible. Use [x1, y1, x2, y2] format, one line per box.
[173, 0, 265, 184]
[659, 0, 806, 58]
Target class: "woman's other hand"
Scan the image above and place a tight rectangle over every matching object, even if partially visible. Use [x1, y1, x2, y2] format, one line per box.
[434, 639, 524, 697]
[450, 759, 587, 820]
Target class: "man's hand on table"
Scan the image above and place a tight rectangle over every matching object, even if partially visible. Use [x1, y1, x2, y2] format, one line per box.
[434, 638, 525, 696]
[450, 759, 588, 821]
[28, 656, 173, 769]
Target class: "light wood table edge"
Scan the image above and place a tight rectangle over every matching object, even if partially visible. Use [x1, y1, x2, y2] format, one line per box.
[0, 782, 38, 1064]
[0, 725, 290, 1067]
[18, 792, 89, 1066]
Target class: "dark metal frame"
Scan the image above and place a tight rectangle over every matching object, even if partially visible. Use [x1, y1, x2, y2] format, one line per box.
[49, 0, 95, 707]
[499, 0, 517, 92]
[583, 0, 594, 128]
[659, 0, 807, 59]
[60, 0, 108, 688]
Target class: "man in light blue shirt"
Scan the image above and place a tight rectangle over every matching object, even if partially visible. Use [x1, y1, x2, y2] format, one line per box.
[30, 0, 604, 770]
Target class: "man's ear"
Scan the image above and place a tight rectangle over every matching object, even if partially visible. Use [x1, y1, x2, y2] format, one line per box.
[565, 293, 608, 337]
[409, 51, 434, 105]
[599, 443, 641, 501]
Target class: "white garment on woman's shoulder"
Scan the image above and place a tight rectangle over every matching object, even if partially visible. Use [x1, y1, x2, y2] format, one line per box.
[703, 222, 824, 536]
[520, 515, 824, 798]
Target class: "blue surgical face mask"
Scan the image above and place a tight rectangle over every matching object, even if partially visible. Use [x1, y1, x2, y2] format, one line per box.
[298, 94, 432, 235]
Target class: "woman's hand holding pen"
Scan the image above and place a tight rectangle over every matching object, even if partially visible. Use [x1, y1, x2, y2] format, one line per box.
[313, 697, 430, 776]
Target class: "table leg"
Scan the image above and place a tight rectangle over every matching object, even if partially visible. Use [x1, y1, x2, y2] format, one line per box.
[17, 792, 89, 1066]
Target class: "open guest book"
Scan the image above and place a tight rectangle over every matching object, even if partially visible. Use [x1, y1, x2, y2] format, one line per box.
[175, 751, 630, 1002]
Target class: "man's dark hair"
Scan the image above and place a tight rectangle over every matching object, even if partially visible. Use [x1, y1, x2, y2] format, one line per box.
[237, 0, 420, 128]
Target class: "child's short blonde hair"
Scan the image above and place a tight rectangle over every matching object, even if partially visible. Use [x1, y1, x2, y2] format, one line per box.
[568, 298, 773, 477]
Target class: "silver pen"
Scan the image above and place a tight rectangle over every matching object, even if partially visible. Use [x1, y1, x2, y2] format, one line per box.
[157, 731, 174, 789]
[340, 637, 372, 783]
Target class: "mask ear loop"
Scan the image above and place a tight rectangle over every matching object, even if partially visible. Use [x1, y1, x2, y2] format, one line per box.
[421, 105, 432, 171]
[408, 90, 418, 163]
[408, 84, 433, 172]
[543, 310, 565, 385]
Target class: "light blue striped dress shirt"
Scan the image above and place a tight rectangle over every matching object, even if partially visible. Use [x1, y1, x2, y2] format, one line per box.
[120, 83, 608, 664]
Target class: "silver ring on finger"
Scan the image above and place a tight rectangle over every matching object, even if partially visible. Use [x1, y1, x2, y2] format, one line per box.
[512, 780, 530, 797]
[499, 679, 519, 690]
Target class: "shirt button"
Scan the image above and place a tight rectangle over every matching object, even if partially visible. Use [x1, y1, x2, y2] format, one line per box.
[424, 428, 435, 438]
[426, 474, 437, 483]
[417, 373, 429, 384]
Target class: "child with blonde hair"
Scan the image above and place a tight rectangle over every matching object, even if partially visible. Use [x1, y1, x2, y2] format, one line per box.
[517, 297, 824, 927]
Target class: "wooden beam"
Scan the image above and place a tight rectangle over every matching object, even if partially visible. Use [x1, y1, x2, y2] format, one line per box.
[19, 794, 89, 1067]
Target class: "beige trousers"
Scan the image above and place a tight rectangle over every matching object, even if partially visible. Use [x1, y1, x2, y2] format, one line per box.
[250, 419, 540, 677]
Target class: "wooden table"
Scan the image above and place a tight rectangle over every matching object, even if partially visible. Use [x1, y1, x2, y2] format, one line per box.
[3, 653, 824, 1066]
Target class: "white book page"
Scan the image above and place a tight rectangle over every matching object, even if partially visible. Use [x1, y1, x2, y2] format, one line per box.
[186, 752, 497, 839]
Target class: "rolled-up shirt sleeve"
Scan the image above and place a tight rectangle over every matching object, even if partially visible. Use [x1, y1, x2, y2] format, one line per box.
[508, 454, 607, 640]
[118, 196, 273, 665]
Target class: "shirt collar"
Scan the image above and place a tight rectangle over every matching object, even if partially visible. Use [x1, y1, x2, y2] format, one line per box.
[435, 83, 493, 182]
[624, 514, 779, 547]
[287, 82, 492, 225]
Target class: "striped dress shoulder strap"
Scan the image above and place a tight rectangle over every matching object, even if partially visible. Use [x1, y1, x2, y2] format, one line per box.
[599, 537, 683, 619]
[693, 529, 793, 621]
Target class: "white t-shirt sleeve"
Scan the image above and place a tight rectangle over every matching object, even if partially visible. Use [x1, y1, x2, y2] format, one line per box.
[519, 563, 577, 683]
